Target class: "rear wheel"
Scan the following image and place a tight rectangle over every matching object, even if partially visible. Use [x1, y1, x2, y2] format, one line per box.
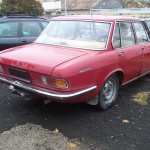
[97, 74, 119, 110]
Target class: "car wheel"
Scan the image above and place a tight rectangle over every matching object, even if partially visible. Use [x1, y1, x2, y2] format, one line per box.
[97, 74, 119, 110]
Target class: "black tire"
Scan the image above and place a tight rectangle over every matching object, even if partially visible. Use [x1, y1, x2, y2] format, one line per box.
[97, 74, 119, 110]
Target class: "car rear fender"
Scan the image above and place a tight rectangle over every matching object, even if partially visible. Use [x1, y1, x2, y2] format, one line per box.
[96, 68, 124, 92]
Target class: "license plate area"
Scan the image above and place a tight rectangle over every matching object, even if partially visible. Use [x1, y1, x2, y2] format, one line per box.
[8, 68, 30, 82]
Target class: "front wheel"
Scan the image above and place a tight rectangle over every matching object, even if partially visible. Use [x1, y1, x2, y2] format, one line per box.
[97, 74, 119, 110]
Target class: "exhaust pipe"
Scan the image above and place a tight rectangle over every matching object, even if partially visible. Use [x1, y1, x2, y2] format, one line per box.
[9, 85, 32, 100]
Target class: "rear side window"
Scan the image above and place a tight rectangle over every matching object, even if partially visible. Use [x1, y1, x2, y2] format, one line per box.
[113, 22, 135, 49]
[22, 21, 42, 37]
[0, 22, 19, 37]
[134, 22, 149, 43]
[145, 20, 150, 31]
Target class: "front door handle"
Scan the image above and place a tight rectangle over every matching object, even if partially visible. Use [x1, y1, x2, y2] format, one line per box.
[142, 46, 146, 52]
[118, 52, 126, 57]
[21, 40, 27, 43]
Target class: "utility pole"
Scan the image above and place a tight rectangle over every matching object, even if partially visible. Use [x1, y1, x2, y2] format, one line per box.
[65, 0, 67, 15]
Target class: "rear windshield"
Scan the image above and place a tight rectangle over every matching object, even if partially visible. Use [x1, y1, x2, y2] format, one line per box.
[35, 20, 111, 50]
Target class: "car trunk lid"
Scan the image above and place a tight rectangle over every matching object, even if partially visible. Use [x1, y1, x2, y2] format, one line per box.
[0, 44, 88, 75]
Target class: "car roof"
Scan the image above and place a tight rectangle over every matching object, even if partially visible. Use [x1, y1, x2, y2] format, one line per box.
[144, 18, 150, 20]
[53, 15, 141, 22]
[0, 15, 47, 21]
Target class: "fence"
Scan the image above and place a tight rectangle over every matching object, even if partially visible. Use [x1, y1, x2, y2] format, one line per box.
[90, 8, 150, 18]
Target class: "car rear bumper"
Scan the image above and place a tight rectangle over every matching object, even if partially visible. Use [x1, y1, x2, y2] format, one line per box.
[0, 76, 97, 100]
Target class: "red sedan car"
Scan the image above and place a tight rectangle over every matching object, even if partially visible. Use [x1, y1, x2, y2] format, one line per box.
[0, 15, 150, 110]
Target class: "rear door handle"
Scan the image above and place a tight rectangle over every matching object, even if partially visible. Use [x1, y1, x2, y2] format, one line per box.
[118, 52, 126, 57]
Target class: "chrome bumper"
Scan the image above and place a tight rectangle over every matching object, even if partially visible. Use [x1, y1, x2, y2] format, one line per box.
[0, 76, 97, 100]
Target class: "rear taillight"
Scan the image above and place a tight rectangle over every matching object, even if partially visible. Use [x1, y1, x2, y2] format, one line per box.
[41, 76, 68, 89]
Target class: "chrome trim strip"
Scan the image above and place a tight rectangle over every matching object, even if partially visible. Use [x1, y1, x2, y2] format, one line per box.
[0, 76, 97, 99]
[122, 71, 150, 85]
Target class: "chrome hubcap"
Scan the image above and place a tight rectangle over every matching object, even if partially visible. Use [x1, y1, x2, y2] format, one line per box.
[103, 79, 116, 104]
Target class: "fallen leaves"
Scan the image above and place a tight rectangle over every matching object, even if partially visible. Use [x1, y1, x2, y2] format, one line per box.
[52, 128, 59, 134]
[132, 92, 150, 106]
[43, 99, 52, 105]
[68, 143, 77, 149]
[122, 119, 129, 124]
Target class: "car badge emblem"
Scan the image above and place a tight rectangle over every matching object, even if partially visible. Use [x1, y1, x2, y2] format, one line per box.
[79, 68, 92, 74]
[11, 61, 22, 68]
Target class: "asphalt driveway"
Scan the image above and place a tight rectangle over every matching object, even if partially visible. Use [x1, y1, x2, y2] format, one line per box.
[0, 75, 150, 150]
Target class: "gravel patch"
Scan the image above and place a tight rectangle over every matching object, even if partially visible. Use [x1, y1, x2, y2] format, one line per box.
[0, 123, 91, 150]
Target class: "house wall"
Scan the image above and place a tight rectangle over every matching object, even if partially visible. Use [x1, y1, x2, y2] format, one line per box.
[90, 8, 150, 18]
[64, 10, 90, 15]
[47, 10, 90, 16]
[37, 0, 150, 17]
[37, 0, 44, 2]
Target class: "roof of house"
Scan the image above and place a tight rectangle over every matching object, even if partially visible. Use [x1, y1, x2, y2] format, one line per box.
[61, 0, 123, 10]
[61, 0, 97, 10]
[94, 0, 123, 9]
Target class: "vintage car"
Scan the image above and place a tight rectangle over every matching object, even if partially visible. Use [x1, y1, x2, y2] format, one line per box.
[0, 15, 150, 110]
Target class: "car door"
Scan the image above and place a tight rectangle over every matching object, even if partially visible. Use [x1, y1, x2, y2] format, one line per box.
[0, 20, 20, 51]
[112, 22, 142, 82]
[133, 21, 150, 75]
[20, 20, 43, 45]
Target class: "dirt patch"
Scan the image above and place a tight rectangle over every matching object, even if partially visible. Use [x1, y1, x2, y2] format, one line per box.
[0, 123, 90, 150]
